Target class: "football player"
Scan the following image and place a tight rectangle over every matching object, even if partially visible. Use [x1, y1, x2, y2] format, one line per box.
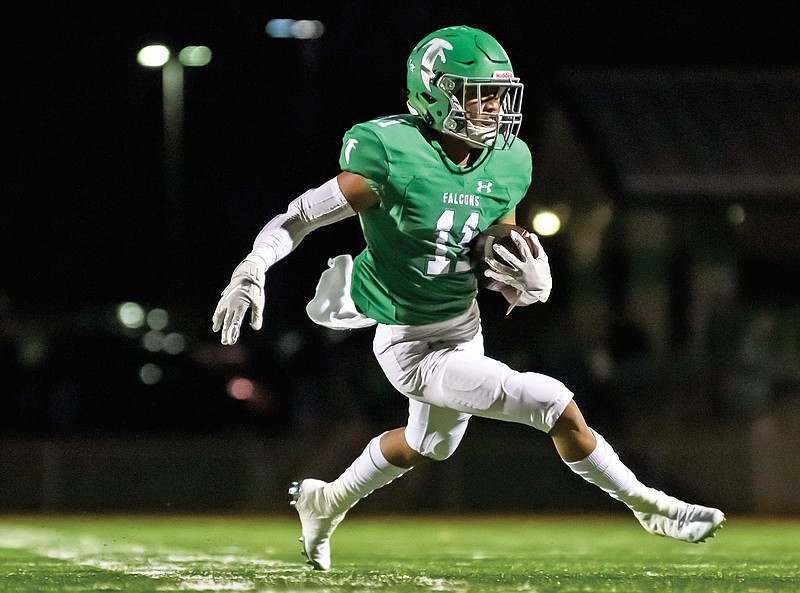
[212, 26, 724, 571]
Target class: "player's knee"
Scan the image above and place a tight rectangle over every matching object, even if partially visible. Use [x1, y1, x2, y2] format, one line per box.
[406, 432, 461, 462]
[404, 412, 469, 463]
[502, 371, 574, 433]
[553, 399, 578, 425]
[420, 445, 457, 462]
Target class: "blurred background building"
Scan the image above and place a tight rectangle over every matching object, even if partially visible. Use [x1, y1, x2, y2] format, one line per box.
[2, 1, 799, 515]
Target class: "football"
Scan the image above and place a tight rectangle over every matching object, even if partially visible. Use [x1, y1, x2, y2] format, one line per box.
[470, 223, 538, 289]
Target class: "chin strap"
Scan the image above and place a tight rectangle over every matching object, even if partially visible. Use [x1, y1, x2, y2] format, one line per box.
[465, 120, 498, 146]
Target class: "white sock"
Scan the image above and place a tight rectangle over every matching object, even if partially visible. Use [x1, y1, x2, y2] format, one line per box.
[565, 430, 660, 512]
[323, 433, 409, 513]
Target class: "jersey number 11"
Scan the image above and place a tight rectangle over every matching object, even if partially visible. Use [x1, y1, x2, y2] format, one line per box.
[426, 210, 480, 276]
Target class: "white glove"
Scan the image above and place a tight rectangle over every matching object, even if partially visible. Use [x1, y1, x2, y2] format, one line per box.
[212, 256, 266, 345]
[484, 230, 552, 304]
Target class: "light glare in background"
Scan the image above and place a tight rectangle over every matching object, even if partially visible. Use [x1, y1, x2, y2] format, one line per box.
[178, 46, 212, 66]
[532, 211, 562, 236]
[139, 363, 163, 385]
[118, 302, 146, 328]
[266, 19, 293, 38]
[142, 330, 185, 354]
[147, 308, 169, 330]
[143, 330, 165, 352]
[137, 45, 170, 67]
[727, 203, 746, 225]
[292, 20, 325, 39]
[266, 19, 325, 39]
[163, 332, 186, 355]
[228, 377, 256, 400]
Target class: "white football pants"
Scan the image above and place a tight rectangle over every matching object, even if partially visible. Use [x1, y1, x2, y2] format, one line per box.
[372, 302, 573, 461]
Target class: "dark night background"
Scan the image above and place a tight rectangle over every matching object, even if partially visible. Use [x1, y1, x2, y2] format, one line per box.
[2, 1, 800, 513]
[7, 1, 799, 315]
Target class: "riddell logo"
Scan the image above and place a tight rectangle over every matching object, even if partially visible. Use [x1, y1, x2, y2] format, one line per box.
[492, 70, 513, 79]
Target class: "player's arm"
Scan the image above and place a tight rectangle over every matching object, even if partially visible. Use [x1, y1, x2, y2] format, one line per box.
[497, 212, 516, 225]
[488, 212, 552, 312]
[336, 171, 379, 212]
[211, 172, 378, 345]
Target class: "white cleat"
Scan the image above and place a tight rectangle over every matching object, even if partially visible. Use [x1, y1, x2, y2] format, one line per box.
[288, 479, 346, 571]
[633, 491, 725, 543]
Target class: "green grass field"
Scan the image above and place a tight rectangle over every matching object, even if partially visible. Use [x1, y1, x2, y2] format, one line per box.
[0, 514, 797, 592]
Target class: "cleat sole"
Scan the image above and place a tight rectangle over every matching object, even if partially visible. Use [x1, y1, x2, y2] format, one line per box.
[288, 482, 301, 506]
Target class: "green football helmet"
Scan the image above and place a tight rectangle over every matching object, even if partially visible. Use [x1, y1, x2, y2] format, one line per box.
[406, 25, 523, 150]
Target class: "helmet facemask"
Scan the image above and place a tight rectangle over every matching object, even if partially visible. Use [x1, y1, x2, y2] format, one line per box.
[437, 75, 523, 150]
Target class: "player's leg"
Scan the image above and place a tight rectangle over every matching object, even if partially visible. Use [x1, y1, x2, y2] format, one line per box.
[551, 400, 725, 542]
[416, 342, 724, 543]
[379, 426, 429, 467]
[290, 401, 470, 570]
[289, 429, 410, 570]
[547, 398, 595, 461]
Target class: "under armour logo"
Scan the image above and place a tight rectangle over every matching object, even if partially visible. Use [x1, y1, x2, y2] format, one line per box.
[476, 180, 493, 193]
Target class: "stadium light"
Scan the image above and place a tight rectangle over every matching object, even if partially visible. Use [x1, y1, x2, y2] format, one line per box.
[136, 44, 212, 195]
[264, 20, 324, 150]
[137, 44, 211, 302]
[178, 46, 212, 67]
[137, 45, 170, 67]
[265, 19, 325, 39]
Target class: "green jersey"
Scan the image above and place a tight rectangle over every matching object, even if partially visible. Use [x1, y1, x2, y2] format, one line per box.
[339, 114, 532, 325]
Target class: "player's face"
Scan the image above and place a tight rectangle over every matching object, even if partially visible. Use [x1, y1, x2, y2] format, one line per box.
[463, 85, 503, 127]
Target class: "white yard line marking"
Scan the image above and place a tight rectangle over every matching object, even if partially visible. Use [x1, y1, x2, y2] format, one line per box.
[0, 526, 296, 592]
[164, 577, 256, 591]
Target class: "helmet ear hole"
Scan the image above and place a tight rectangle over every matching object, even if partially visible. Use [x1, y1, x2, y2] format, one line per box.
[421, 92, 437, 105]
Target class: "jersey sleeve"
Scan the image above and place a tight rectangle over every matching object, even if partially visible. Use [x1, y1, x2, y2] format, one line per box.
[338, 123, 390, 186]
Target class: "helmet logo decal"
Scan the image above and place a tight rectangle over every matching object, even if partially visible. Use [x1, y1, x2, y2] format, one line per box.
[492, 70, 514, 79]
[344, 138, 358, 164]
[420, 38, 453, 91]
